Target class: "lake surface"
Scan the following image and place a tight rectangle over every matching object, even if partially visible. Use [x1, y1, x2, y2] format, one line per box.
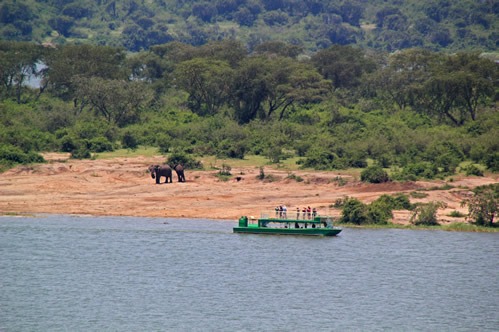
[1, 215, 497, 331]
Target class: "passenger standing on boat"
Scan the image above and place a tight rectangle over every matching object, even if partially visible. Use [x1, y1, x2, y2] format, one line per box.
[302, 207, 306, 219]
[282, 205, 287, 219]
[312, 207, 317, 218]
[296, 207, 300, 219]
[279, 205, 283, 218]
[307, 206, 312, 219]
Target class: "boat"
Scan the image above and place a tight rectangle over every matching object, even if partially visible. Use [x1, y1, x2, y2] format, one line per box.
[233, 212, 342, 236]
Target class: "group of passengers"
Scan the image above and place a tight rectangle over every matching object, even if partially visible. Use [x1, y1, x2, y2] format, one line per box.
[274, 205, 317, 219]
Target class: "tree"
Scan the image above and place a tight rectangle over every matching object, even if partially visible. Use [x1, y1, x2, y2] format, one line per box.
[44, 44, 127, 100]
[340, 197, 368, 224]
[369, 48, 437, 110]
[73, 77, 153, 127]
[312, 45, 376, 90]
[231, 55, 330, 123]
[410, 201, 446, 226]
[48, 15, 74, 37]
[420, 53, 497, 125]
[0, 41, 43, 103]
[461, 184, 498, 226]
[360, 165, 390, 183]
[174, 58, 234, 116]
[253, 40, 302, 58]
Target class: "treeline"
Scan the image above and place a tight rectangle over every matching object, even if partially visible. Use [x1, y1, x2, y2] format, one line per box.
[0, 0, 497, 53]
[0, 40, 498, 180]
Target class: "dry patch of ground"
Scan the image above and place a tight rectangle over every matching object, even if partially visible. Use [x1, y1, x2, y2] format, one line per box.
[0, 153, 497, 224]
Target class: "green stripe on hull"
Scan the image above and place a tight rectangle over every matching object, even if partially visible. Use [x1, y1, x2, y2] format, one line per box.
[233, 227, 341, 236]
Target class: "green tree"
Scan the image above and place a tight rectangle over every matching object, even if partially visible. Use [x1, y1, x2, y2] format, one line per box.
[174, 58, 234, 116]
[312, 45, 376, 90]
[232, 55, 330, 123]
[0, 41, 43, 103]
[44, 44, 127, 101]
[340, 197, 368, 224]
[461, 184, 498, 226]
[410, 201, 445, 226]
[423, 52, 497, 125]
[369, 48, 437, 110]
[360, 165, 390, 183]
[73, 77, 153, 127]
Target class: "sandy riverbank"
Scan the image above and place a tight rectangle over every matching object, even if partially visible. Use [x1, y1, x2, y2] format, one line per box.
[0, 153, 496, 224]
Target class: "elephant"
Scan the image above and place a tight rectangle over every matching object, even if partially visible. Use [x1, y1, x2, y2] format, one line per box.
[148, 164, 172, 184]
[172, 164, 185, 182]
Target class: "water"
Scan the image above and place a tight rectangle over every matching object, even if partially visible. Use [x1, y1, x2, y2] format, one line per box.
[1, 215, 497, 331]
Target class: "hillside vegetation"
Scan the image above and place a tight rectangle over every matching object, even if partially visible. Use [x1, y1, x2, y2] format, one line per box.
[0, 0, 497, 52]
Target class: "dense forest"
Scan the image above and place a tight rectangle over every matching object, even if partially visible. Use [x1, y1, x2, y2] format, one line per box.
[0, 0, 497, 53]
[1, 40, 498, 180]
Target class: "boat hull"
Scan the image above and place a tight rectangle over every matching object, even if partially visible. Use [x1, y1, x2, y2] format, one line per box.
[233, 226, 341, 236]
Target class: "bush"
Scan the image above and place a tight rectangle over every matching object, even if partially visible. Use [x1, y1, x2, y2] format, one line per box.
[484, 152, 499, 172]
[70, 146, 91, 159]
[300, 148, 340, 170]
[375, 194, 413, 210]
[366, 200, 392, 224]
[166, 152, 203, 169]
[122, 131, 138, 150]
[360, 165, 390, 183]
[0, 144, 45, 165]
[88, 137, 114, 153]
[217, 139, 246, 159]
[393, 162, 439, 180]
[219, 163, 232, 176]
[461, 184, 498, 226]
[463, 164, 483, 176]
[410, 201, 445, 226]
[340, 197, 368, 224]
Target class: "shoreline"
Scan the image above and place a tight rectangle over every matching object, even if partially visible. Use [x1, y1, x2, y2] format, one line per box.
[0, 154, 497, 230]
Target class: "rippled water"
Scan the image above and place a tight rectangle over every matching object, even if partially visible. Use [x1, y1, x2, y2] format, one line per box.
[1, 215, 497, 331]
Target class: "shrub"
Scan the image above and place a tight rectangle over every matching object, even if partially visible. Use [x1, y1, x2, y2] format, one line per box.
[375, 194, 412, 210]
[70, 146, 91, 159]
[340, 197, 368, 224]
[463, 164, 483, 176]
[59, 135, 78, 152]
[410, 191, 429, 199]
[410, 201, 445, 226]
[88, 137, 114, 153]
[366, 200, 392, 224]
[0, 144, 45, 165]
[122, 131, 138, 150]
[461, 184, 498, 226]
[217, 139, 246, 159]
[286, 173, 304, 182]
[448, 210, 466, 218]
[360, 165, 390, 183]
[219, 163, 232, 176]
[393, 161, 439, 180]
[166, 151, 203, 169]
[484, 152, 499, 172]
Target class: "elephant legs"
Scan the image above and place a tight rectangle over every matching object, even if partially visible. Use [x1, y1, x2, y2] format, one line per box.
[155, 174, 172, 184]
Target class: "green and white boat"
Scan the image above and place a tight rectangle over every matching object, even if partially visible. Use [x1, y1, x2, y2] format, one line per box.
[234, 213, 342, 236]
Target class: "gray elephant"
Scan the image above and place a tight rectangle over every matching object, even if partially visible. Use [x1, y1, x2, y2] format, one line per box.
[148, 164, 172, 184]
[172, 164, 185, 182]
